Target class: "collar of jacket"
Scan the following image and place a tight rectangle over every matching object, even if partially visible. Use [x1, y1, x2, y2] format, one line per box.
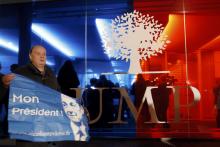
[27, 62, 48, 76]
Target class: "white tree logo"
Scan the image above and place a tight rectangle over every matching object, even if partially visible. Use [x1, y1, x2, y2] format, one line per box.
[102, 10, 170, 74]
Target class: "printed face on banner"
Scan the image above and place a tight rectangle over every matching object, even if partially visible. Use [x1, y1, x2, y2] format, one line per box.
[61, 94, 84, 122]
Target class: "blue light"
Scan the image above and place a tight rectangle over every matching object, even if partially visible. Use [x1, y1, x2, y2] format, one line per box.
[0, 38, 18, 53]
[111, 61, 118, 67]
[114, 69, 123, 72]
[95, 19, 112, 59]
[0, 38, 55, 66]
[31, 23, 74, 57]
[87, 69, 93, 73]
[96, 19, 127, 85]
[46, 60, 55, 66]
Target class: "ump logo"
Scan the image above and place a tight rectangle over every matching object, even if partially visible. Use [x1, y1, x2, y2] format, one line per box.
[101, 10, 170, 74]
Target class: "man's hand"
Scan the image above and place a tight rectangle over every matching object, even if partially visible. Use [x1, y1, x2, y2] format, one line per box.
[2, 74, 15, 87]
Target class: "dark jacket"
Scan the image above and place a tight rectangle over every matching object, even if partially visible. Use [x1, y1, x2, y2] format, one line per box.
[14, 63, 60, 91]
[0, 73, 7, 137]
[57, 60, 79, 97]
[0, 73, 7, 104]
[0, 73, 4, 101]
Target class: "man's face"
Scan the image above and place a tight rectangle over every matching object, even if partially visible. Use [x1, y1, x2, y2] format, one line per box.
[29, 46, 46, 69]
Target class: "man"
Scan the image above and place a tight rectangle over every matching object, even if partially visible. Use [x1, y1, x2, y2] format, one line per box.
[0, 45, 60, 138]
[1, 45, 60, 91]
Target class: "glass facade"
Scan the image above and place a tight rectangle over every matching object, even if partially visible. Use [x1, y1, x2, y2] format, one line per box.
[1, 0, 220, 139]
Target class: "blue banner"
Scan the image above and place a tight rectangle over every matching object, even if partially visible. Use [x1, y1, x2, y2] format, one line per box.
[8, 74, 89, 142]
